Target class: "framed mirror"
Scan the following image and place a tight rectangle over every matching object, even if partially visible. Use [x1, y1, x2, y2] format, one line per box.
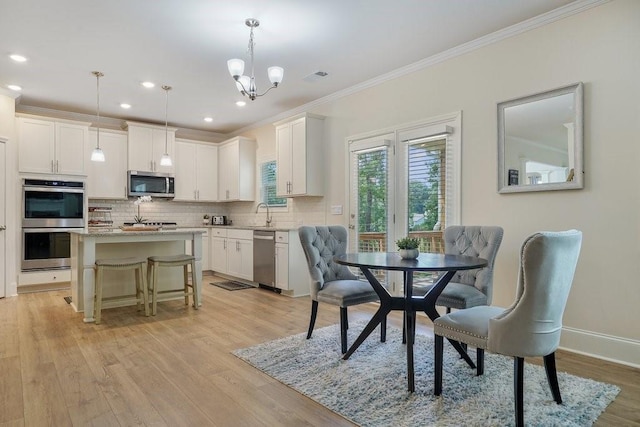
[497, 82, 583, 193]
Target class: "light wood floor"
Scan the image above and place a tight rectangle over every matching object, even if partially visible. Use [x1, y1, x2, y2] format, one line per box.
[1, 274, 638, 426]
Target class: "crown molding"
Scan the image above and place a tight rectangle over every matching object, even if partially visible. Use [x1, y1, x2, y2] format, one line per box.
[15, 103, 226, 142]
[0, 88, 21, 99]
[231, 0, 610, 136]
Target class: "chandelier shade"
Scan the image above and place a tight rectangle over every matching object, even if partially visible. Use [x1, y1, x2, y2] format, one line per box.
[227, 18, 283, 101]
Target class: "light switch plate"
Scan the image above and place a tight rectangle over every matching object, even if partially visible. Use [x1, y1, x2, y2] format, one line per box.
[330, 205, 343, 215]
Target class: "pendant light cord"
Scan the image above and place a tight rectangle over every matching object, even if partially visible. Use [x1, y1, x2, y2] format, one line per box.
[93, 71, 103, 149]
[162, 85, 171, 152]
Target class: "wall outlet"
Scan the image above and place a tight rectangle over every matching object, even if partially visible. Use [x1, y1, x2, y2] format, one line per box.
[330, 205, 343, 215]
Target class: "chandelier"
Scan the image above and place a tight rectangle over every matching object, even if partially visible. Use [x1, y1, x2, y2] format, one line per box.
[227, 18, 283, 101]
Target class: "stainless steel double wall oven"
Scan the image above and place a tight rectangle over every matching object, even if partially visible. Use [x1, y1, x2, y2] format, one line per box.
[22, 179, 85, 270]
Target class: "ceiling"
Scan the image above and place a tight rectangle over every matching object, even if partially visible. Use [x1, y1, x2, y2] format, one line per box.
[1, 0, 578, 136]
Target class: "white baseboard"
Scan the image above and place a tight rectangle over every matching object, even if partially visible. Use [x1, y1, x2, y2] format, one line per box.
[560, 326, 640, 369]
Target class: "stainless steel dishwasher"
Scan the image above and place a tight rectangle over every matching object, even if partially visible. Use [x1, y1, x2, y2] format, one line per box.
[253, 230, 277, 290]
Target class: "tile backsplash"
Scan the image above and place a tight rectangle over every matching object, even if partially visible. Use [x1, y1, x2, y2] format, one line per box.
[89, 197, 327, 228]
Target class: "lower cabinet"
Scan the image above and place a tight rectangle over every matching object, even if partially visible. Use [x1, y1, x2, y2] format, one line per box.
[227, 234, 253, 281]
[208, 227, 308, 295]
[275, 242, 289, 289]
[210, 228, 253, 281]
[274, 231, 310, 297]
[211, 234, 228, 274]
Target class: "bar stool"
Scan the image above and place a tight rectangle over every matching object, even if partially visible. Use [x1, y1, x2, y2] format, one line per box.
[94, 257, 149, 325]
[147, 254, 200, 316]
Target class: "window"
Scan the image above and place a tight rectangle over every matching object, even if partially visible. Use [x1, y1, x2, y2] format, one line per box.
[260, 161, 287, 207]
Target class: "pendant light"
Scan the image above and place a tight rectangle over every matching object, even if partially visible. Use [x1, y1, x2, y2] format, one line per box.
[90, 71, 105, 162]
[159, 85, 172, 167]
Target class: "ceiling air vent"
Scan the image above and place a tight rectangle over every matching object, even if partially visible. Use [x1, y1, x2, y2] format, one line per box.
[303, 71, 329, 83]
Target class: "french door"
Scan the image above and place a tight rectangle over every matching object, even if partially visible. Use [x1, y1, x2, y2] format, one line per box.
[348, 135, 395, 290]
[347, 113, 462, 295]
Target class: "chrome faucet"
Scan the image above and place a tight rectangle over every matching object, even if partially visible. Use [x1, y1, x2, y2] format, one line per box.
[255, 202, 272, 227]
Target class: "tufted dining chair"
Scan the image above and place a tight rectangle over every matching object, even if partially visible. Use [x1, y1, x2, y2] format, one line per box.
[415, 225, 504, 312]
[433, 230, 582, 427]
[298, 225, 386, 354]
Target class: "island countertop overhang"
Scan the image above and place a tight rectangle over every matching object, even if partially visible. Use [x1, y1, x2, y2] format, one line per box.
[71, 229, 206, 237]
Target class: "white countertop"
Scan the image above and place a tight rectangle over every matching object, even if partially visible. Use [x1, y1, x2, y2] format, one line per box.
[73, 228, 206, 237]
[207, 225, 296, 232]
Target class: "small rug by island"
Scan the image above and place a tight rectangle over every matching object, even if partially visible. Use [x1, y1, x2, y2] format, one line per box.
[211, 281, 254, 291]
[232, 321, 619, 426]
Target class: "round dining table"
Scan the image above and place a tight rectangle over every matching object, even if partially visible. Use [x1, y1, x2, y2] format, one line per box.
[335, 251, 488, 392]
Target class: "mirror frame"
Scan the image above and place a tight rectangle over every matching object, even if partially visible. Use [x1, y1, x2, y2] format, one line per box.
[497, 82, 583, 193]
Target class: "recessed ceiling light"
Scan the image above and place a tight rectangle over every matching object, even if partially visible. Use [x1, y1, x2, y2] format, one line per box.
[204, 117, 213, 122]
[7, 84, 22, 91]
[141, 81, 155, 88]
[120, 103, 131, 109]
[236, 101, 246, 107]
[9, 54, 27, 62]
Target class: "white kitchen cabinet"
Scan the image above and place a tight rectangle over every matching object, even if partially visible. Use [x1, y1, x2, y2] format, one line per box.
[86, 129, 128, 199]
[275, 241, 289, 289]
[126, 122, 176, 174]
[210, 228, 253, 281]
[174, 139, 218, 202]
[18, 117, 89, 176]
[211, 233, 228, 274]
[274, 113, 324, 197]
[274, 230, 310, 297]
[227, 229, 253, 281]
[218, 136, 255, 202]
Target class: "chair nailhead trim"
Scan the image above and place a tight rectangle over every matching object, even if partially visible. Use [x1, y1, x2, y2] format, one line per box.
[436, 323, 488, 346]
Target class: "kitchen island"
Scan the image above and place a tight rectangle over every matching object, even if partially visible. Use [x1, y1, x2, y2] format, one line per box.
[70, 228, 204, 322]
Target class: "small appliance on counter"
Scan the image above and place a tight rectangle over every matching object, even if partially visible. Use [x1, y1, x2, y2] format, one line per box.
[212, 215, 228, 225]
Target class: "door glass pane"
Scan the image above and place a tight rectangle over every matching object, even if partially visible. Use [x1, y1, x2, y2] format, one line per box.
[357, 149, 388, 251]
[407, 139, 446, 288]
[353, 148, 389, 284]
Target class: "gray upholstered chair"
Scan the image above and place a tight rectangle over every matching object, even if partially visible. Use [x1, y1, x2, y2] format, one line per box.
[298, 225, 386, 354]
[433, 230, 582, 427]
[415, 225, 504, 312]
[407, 226, 503, 344]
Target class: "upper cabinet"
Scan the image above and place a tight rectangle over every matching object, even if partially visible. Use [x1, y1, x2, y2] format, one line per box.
[126, 122, 176, 174]
[274, 113, 325, 197]
[18, 116, 89, 176]
[174, 139, 218, 202]
[218, 136, 255, 202]
[86, 129, 128, 199]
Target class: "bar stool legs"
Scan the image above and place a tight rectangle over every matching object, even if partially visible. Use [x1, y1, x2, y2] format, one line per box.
[147, 254, 199, 316]
[94, 257, 149, 325]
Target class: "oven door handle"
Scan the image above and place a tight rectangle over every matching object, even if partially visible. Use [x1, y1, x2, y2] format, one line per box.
[22, 228, 84, 233]
[23, 186, 85, 194]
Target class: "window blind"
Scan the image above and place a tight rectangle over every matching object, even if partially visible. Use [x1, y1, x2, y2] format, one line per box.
[260, 161, 287, 207]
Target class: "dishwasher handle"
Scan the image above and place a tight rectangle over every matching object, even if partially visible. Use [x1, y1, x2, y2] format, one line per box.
[254, 234, 274, 240]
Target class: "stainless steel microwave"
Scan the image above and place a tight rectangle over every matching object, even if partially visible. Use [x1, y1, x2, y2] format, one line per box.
[128, 171, 175, 198]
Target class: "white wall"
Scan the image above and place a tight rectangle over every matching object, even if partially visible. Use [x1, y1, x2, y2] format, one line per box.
[238, 0, 640, 366]
[0, 92, 18, 296]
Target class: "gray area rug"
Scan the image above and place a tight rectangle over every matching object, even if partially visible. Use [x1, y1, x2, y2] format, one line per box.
[233, 321, 619, 426]
[211, 281, 254, 291]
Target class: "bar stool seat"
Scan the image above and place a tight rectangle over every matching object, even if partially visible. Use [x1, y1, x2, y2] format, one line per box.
[94, 256, 149, 325]
[147, 254, 200, 316]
